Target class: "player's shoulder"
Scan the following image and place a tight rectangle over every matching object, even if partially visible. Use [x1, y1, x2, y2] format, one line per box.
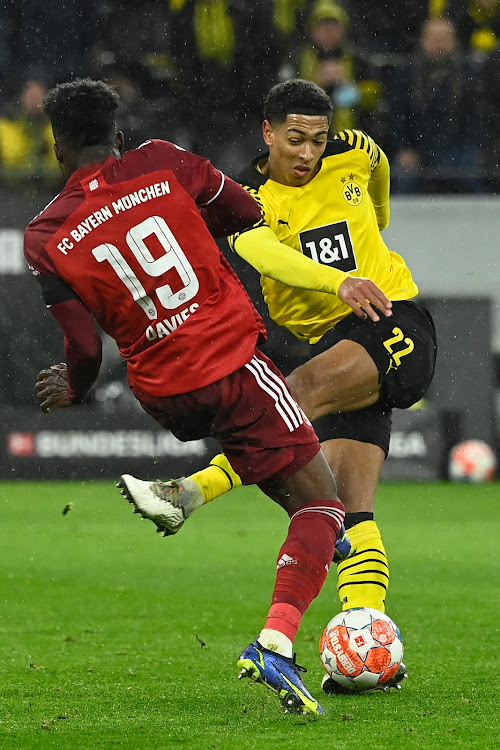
[329, 130, 381, 170]
[129, 138, 184, 158]
[122, 138, 209, 171]
[25, 184, 83, 238]
[24, 190, 76, 273]
[24, 174, 89, 277]
[235, 155, 268, 192]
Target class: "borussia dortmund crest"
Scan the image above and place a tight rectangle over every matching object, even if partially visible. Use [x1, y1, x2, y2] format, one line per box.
[342, 180, 363, 206]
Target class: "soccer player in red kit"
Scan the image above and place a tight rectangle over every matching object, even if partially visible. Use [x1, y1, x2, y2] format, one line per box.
[24, 78, 348, 715]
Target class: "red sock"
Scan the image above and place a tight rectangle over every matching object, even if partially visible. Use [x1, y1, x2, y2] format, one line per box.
[264, 499, 345, 642]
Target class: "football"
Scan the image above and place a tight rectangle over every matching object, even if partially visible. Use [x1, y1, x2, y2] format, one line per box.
[320, 607, 404, 691]
[448, 440, 496, 483]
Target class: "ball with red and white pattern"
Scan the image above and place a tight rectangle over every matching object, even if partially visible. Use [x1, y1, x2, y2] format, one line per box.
[320, 607, 404, 691]
[448, 440, 496, 483]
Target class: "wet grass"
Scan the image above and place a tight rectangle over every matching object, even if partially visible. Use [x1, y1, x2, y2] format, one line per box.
[0, 480, 497, 749]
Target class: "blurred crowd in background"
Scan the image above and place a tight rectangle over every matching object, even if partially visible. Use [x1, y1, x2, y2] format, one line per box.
[1, 0, 500, 193]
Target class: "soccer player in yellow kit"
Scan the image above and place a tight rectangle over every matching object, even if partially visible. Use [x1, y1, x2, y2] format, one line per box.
[125, 80, 437, 693]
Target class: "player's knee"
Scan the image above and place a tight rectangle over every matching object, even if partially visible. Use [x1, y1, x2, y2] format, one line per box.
[286, 367, 318, 414]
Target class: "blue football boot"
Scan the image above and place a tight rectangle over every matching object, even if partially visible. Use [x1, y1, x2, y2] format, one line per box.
[333, 524, 353, 564]
[238, 641, 324, 715]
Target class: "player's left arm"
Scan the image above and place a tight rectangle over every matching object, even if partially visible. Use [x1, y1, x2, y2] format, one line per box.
[335, 130, 390, 230]
[367, 146, 391, 231]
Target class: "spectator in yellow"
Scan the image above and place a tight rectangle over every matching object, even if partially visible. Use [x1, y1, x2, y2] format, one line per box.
[296, 0, 360, 132]
[441, 0, 500, 53]
[0, 79, 59, 184]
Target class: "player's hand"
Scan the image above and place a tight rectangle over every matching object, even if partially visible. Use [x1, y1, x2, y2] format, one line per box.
[35, 363, 73, 412]
[338, 277, 392, 322]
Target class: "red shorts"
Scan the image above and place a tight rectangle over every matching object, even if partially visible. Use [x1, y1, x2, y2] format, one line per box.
[131, 349, 320, 485]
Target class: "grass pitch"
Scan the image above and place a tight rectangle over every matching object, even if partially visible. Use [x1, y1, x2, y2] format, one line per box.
[0, 480, 498, 749]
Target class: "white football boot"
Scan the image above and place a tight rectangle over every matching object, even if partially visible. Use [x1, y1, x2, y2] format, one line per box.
[117, 474, 203, 536]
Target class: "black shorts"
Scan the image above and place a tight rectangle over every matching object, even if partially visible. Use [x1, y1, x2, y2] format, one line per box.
[299, 300, 437, 455]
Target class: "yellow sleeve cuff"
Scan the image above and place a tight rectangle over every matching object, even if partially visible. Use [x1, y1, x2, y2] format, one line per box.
[232, 225, 349, 295]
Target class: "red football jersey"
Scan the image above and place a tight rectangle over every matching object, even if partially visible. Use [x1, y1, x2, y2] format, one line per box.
[25, 140, 266, 397]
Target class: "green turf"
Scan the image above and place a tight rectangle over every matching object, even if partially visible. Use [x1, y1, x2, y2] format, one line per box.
[0, 480, 498, 749]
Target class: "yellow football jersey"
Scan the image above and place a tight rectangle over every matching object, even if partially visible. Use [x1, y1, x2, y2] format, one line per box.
[237, 130, 418, 343]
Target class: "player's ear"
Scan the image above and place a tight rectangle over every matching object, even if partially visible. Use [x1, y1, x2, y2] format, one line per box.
[262, 120, 273, 148]
[115, 131, 124, 154]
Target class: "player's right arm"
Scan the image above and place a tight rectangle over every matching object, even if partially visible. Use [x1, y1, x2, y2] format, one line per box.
[231, 224, 392, 322]
[24, 230, 102, 409]
[233, 224, 349, 293]
[199, 175, 264, 238]
[35, 289, 102, 411]
[43, 292, 102, 406]
[143, 140, 263, 237]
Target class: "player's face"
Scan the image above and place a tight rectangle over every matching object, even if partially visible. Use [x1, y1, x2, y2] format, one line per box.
[263, 114, 329, 187]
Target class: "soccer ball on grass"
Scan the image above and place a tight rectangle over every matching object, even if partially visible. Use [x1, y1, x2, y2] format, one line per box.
[320, 607, 404, 691]
[448, 440, 496, 483]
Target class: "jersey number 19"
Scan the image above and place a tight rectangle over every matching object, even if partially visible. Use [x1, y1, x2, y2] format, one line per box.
[92, 215, 199, 320]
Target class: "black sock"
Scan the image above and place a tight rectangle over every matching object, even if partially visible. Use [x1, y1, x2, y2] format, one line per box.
[345, 512, 374, 530]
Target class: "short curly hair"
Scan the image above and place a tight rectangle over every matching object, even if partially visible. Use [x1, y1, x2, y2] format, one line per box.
[44, 78, 120, 151]
[263, 79, 333, 124]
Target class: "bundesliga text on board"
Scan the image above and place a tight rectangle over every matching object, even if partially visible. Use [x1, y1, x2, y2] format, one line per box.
[7, 430, 206, 459]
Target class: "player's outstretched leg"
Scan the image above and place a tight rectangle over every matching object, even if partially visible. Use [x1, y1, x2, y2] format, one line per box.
[117, 455, 240, 536]
[238, 641, 324, 715]
[150, 452, 352, 561]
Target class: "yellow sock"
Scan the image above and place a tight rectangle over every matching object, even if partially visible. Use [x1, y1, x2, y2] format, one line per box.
[337, 521, 389, 612]
[191, 454, 242, 504]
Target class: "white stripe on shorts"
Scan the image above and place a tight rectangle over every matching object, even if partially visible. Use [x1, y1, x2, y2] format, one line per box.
[290, 505, 345, 526]
[250, 355, 304, 426]
[244, 355, 304, 432]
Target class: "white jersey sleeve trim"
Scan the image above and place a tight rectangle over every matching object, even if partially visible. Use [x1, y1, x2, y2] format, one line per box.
[201, 171, 225, 206]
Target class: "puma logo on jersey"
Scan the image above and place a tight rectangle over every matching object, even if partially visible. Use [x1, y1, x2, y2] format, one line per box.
[277, 218, 290, 228]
